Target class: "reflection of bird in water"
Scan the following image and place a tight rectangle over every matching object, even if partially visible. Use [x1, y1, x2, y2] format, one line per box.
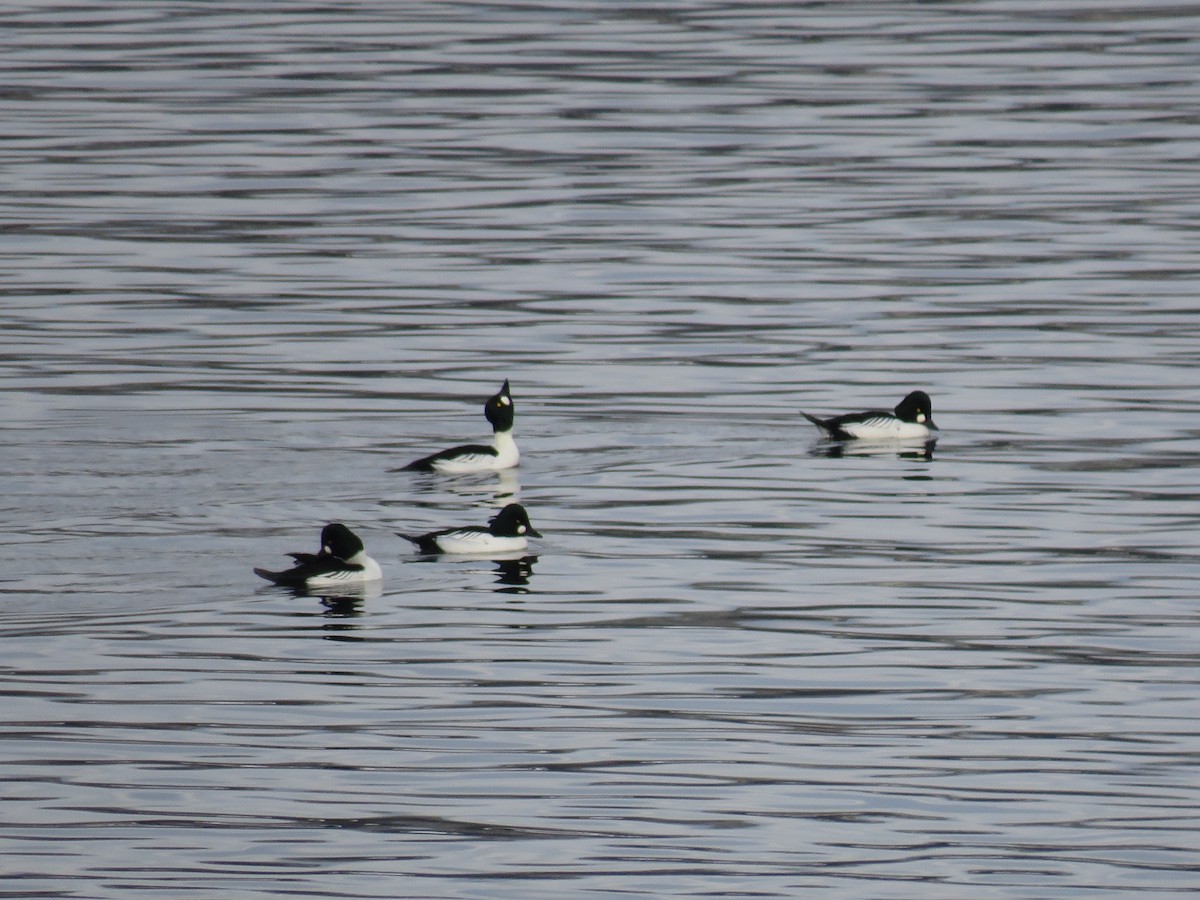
[494, 555, 538, 593]
[254, 523, 382, 589]
[398, 503, 541, 555]
[262, 578, 381, 615]
[492, 468, 520, 503]
[814, 439, 936, 461]
[319, 594, 367, 619]
[400, 380, 519, 473]
[801, 390, 938, 442]
[393, 468, 521, 517]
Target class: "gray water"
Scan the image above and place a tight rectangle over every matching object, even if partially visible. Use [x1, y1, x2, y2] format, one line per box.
[3, 2, 1200, 897]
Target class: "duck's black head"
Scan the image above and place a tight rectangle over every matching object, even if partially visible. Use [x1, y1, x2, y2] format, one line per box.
[894, 390, 934, 427]
[320, 523, 365, 560]
[488, 502, 541, 538]
[484, 380, 515, 432]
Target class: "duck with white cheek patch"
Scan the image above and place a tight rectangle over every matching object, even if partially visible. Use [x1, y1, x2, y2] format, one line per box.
[254, 523, 383, 589]
[801, 390, 937, 441]
[402, 380, 519, 473]
[398, 503, 541, 555]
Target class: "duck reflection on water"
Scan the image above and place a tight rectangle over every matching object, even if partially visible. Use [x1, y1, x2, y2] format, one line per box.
[493, 554, 538, 593]
[813, 438, 937, 461]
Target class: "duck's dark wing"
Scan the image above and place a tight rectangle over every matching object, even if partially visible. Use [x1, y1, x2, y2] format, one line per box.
[802, 409, 890, 440]
[397, 526, 490, 554]
[401, 443, 498, 472]
[254, 552, 364, 586]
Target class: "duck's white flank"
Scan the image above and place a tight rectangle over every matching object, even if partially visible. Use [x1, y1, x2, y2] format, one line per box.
[432, 431, 519, 473]
[305, 551, 382, 588]
[838, 417, 933, 441]
[431, 528, 530, 555]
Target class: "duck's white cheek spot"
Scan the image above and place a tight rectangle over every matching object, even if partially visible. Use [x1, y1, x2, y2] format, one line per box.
[517, 524, 526, 534]
[322, 545, 331, 554]
[500, 397, 511, 406]
[916, 413, 926, 423]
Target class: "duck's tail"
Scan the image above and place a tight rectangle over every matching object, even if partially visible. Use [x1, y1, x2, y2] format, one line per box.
[801, 411, 833, 434]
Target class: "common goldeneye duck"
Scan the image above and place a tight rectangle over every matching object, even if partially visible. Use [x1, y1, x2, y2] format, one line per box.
[801, 390, 937, 441]
[398, 502, 541, 555]
[254, 523, 382, 588]
[403, 380, 519, 473]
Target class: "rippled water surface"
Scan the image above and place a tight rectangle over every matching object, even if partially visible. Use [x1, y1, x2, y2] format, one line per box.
[4, 2, 1200, 897]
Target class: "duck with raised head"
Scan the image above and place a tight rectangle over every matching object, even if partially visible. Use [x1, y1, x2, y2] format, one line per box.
[402, 380, 520, 474]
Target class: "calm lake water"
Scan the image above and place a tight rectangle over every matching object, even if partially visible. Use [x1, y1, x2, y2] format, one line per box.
[3, 1, 1200, 897]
